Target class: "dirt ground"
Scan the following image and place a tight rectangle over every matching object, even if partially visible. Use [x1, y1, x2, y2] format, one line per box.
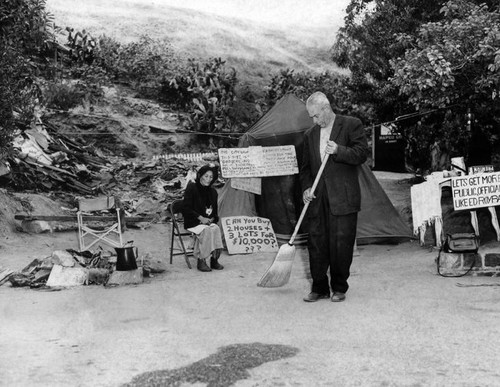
[1, 173, 500, 387]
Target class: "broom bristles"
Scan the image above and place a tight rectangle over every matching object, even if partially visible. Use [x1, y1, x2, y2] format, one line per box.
[257, 243, 296, 287]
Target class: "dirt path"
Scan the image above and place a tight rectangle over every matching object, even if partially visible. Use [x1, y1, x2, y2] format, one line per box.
[1, 222, 500, 387]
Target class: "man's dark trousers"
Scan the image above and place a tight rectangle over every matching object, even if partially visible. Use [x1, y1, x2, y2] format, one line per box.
[307, 191, 358, 295]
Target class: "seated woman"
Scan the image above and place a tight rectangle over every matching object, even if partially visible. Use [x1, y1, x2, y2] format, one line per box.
[182, 163, 224, 272]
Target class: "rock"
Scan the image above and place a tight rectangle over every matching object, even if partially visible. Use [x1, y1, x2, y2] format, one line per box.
[88, 268, 110, 285]
[134, 198, 157, 214]
[46, 265, 88, 287]
[143, 256, 167, 273]
[106, 269, 143, 286]
[52, 250, 75, 267]
[21, 220, 52, 234]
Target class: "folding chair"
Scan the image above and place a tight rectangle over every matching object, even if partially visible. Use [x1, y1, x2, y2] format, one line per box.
[167, 199, 195, 269]
[77, 196, 125, 251]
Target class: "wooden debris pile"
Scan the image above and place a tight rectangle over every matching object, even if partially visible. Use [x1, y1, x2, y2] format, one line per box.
[5, 121, 110, 194]
[3, 119, 221, 219]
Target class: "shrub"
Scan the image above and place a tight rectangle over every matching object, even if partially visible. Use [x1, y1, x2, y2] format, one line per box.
[42, 82, 85, 111]
[94, 35, 179, 87]
[160, 57, 241, 134]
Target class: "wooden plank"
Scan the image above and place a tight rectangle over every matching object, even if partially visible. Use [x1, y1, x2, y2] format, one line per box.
[14, 215, 155, 223]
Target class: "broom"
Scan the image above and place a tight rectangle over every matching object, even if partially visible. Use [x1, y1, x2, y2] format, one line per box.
[257, 153, 330, 287]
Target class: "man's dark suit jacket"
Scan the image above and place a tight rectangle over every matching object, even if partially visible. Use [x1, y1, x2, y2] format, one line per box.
[299, 114, 368, 217]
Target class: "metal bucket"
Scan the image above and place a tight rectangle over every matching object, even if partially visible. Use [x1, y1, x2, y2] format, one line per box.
[115, 245, 138, 271]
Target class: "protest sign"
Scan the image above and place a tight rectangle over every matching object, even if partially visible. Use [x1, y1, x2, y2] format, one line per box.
[469, 165, 494, 175]
[221, 216, 279, 254]
[451, 172, 500, 210]
[231, 177, 261, 195]
[218, 146, 298, 178]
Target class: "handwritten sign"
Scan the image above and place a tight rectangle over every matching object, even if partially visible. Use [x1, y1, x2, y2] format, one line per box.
[218, 146, 298, 178]
[221, 216, 279, 254]
[451, 172, 500, 210]
[231, 177, 262, 195]
[470, 165, 494, 175]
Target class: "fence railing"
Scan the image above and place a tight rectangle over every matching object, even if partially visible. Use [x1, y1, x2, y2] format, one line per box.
[153, 152, 218, 162]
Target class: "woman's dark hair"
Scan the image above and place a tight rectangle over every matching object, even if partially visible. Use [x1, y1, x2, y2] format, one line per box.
[195, 163, 219, 186]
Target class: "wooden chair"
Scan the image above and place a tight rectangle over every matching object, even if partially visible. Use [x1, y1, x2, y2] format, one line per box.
[167, 199, 194, 269]
[77, 196, 125, 251]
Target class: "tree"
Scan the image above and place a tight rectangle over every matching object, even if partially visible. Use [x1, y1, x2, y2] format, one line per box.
[0, 0, 54, 158]
[391, 1, 500, 166]
[331, 0, 445, 123]
[391, 1, 499, 110]
[331, 0, 499, 171]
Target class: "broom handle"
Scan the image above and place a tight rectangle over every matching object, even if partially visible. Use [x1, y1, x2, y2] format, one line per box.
[289, 153, 330, 245]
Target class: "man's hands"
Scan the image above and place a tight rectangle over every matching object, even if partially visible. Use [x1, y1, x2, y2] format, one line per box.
[303, 188, 315, 204]
[325, 140, 338, 155]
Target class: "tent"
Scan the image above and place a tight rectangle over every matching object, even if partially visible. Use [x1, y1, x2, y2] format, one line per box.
[218, 94, 413, 244]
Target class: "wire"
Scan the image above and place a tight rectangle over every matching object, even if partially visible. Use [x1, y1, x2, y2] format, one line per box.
[364, 103, 460, 132]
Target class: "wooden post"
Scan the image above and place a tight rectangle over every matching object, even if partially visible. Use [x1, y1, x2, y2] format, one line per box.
[488, 207, 500, 241]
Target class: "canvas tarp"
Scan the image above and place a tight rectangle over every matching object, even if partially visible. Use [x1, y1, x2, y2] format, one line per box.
[218, 94, 413, 244]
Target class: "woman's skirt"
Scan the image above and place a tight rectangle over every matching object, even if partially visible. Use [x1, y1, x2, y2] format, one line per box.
[187, 223, 223, 260]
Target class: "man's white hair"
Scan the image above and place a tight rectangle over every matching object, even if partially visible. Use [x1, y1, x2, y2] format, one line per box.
[306, 91, 330, 109]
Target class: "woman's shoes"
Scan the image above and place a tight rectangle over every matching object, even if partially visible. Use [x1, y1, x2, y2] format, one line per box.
[210, 257, 224, 270]
[197, 254, 224, 272]
[197, 259, 212, 272]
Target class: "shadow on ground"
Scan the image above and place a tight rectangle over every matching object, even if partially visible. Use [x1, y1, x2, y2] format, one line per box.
[123, 342, 299, 387]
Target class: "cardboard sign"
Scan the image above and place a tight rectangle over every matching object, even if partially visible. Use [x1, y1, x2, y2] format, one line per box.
[221, 216, 279, 254]
[231, 177, 262, 195]
[451, 172, 500, 210]
[469, 165, 494, 175]
[218, 146, 298, 178]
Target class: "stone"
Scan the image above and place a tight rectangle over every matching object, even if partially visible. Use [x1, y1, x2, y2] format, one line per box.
[484, 253, 500, 267]
[88, 268, 110, 285]
[143, 255, 167, 273]
[46, 265, 88, 287]
[437, 251, 462, 270]
[52, 250, 75, 267]
[106, 269, 143, 286]
[21, 220, 51, 234]
[134, 198, 157, 215]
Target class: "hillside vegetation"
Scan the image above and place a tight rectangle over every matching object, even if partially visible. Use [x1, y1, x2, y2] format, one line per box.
[46, 0, 346, 89]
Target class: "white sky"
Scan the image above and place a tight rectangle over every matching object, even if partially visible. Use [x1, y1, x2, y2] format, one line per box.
[149, 0, 350, 28]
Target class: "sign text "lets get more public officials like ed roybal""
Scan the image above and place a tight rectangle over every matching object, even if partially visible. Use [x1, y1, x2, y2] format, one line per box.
[452, 172, 500, 210]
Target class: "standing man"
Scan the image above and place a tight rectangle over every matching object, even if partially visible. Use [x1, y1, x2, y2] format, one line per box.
[300, 92, 368, 303]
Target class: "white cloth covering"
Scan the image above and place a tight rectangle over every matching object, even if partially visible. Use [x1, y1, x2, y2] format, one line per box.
[411, 180, 443, 244]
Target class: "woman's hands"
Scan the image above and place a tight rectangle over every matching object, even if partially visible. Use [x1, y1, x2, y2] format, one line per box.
[198, 216, 214, 225]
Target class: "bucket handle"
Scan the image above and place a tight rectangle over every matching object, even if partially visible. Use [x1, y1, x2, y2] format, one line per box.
[123, 240, 134, 248]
